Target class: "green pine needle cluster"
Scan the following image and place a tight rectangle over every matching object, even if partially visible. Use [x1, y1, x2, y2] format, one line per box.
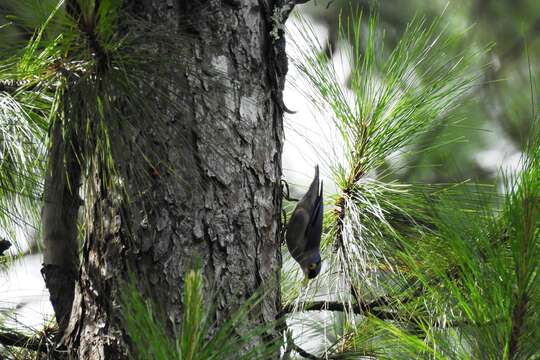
[283, 9, 539, 360]
[122, 268, 280, 360]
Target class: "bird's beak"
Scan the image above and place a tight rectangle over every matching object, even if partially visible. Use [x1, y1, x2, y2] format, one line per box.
[302, 275, 310, 287]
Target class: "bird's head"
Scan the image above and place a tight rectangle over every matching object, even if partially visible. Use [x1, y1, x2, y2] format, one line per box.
[301, 253, 322, 280]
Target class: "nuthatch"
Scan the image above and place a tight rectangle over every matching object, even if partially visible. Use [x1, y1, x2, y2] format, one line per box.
[286, 165, 323, 281]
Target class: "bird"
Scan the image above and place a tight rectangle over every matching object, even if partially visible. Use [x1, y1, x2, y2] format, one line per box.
[286, 165, 324, 281]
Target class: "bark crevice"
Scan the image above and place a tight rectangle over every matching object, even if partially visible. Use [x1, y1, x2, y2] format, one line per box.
[41, 118, 82, 336]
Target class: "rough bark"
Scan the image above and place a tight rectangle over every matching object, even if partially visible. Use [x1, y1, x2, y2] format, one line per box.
[41, 117, 82, 335]
[62, 1, 289, 358]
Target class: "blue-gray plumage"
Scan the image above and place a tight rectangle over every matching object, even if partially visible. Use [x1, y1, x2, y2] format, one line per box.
[286, 165, 323, 280]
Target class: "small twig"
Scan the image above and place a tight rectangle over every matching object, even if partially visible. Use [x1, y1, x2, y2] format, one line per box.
[291, 341, 348, 360]
[280, 300, 398, 320]
[0, 331, 48, 353]
[283, 314, 343, 360]
[292, 343, 320, 359]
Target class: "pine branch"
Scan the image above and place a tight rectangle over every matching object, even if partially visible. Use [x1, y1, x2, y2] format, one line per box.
[287, 335, 344, 360]
[0, 80, 31, 94]
[280, 300, 397, 320]
[0, 331, 48, 353]
[292, 343, 321, 360]
[66, 0, 109, 72]
[291, 340, 357, 360]
[0, 78, 59, 95]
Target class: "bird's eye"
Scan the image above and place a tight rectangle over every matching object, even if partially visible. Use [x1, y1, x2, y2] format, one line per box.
[308, 263, 317, 270]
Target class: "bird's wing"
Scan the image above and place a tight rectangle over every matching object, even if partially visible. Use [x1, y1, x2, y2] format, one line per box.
[301, 165, 320, 208]
[304, 181, 323, 253]
[286, 208, 310, 261]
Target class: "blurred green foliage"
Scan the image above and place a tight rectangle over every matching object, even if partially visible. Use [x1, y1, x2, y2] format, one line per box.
[302, 0, 540, 183]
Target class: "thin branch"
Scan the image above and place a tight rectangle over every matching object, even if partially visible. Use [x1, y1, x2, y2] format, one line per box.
[291, 341, 353, 360]
[0, 331, 48, 353]
[0, 80, 30, 94]
[280, 300, 398, 320]
[292, 343, 320, 360]
[284, 321, 375, 360]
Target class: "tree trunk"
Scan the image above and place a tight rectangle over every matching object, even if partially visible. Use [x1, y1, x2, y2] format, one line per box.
[61, 1, 288, 358]
[41, 116, 82, 335]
